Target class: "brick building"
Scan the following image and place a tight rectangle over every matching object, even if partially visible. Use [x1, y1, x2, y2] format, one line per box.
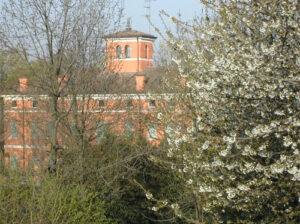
[0, 28, 173, 170]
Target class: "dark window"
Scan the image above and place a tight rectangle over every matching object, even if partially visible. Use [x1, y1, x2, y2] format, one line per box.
[71, 122, 77, 134]
[126, 99, 133, 108]
[149, 99, 156, 108]
[11, 100, 17, 108]
[145, 45, 148, 58]
[96, 123, 106, 144]
[124, 122, 134, 135]
[98, 100, 104, 108]
[32, 101, 38, 108]
[48, 121, 54, 139]
[10, 122, 18, 139]
[32, 155, 41, 166]
[31, 122, 39, 140]
[125, 45, 131, 58]
[116, 45, 122, 59]
[10, 155, 19, 170]
[169, 100, 175, 108]
[147, 124, 156, 140]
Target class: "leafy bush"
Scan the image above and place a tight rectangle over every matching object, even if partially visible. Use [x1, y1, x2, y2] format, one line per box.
[60, 133, 186, 223]
[0, 170, 115, 224]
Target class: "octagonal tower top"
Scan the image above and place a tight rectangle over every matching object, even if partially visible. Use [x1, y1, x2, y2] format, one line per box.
[104, 25, 157, 73]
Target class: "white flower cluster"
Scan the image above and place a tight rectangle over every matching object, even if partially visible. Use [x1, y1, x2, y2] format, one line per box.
[163, 0, 300, 221]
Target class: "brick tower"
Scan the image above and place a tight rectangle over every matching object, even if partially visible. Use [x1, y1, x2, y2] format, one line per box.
[105, 23, 157, 73]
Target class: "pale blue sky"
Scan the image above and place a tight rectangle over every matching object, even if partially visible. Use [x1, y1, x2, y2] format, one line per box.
[123, 0, 204, 36]
[0, 0, 203, 44]
[0, 0, 203, 39]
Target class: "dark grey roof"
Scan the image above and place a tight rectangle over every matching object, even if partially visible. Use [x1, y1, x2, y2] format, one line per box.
[104, 29, 157, 39]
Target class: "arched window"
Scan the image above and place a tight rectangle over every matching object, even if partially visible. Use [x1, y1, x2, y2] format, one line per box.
[145, 45, 148, 58]
[116, 45, 122, 59]
[125, 45, 131, 58]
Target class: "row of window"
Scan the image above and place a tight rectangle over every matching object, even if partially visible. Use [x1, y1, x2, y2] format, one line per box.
[11, 100, 38, 108]
[95, 122, 156, 143]
[98, 99, 156, 108]
[10, 122, 39, 140]
[116, 45, 149, 59]
[9, 121, 157, 142]
[9, 154, 42, 170]
[116, 45, 131, 59]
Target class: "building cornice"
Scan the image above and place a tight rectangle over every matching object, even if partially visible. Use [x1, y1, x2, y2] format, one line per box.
[106, 37, 155, 43]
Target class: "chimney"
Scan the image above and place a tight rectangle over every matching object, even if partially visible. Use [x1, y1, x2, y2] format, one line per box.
[135, 75, 145, 91]
[58, 77, 68, 91]
[19, 78, 28, 92]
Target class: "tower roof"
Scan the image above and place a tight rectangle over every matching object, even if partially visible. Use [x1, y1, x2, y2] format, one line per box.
[104, 29, 157, 39]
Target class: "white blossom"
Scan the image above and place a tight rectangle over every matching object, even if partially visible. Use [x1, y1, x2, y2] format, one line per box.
[202, 141, 210, 150]
[163, 0, 300, 221]
[271, 163, 284, 174]
[237, 185, 250, 191]
[226, 188, 236, 199]
[146, 192, 153, 200]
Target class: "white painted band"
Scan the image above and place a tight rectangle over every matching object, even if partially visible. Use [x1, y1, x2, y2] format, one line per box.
[4, 145, 46, 149]
[1, 93, 174, 100]
[109, 58, 153, 62]
[105, 37, 155, 43]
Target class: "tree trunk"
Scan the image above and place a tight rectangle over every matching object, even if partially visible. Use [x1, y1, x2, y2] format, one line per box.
[0, 97, 4, 171]
[72, 94, 85, 183]
[48, 95, 59, 173]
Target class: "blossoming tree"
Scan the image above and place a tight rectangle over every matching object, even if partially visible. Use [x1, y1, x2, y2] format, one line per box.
[159, 0, 299, 223]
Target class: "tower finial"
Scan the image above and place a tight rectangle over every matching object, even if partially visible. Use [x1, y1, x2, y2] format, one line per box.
[126, 17, 132, 31]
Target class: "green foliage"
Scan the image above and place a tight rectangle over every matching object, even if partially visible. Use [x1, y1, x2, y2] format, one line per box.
[0, 50, 46, 92]
[96, 135, 188, 224]
[60, 133, 186, 224]
[0, 51, 32, 85]
[0, 170, 115, 224]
